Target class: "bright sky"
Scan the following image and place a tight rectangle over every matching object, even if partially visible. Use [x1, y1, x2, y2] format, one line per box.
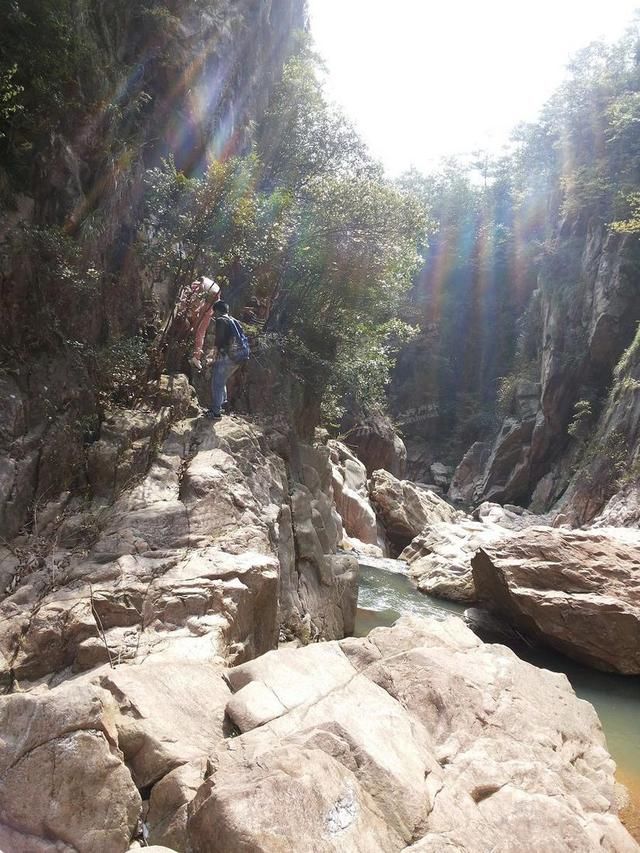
[309, 1, 640, 175]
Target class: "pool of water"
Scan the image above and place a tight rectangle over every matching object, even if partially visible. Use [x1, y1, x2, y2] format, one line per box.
[355, 560, 640, 835]
[356, 563, 466, 630]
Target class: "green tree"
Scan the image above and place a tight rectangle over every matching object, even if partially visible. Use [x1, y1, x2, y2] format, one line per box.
[140, 50, 430, 418]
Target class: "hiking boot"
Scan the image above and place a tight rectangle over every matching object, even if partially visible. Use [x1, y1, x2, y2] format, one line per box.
[205, 410, 222, 420]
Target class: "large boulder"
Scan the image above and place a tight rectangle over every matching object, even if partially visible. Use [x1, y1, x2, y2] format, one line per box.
[341, 412, 407, 479]
[96, 662, 231, 789]
[0, 683, 141, 852]
[473, 500, 551, 530]
[472, 526, 640, 674]
[400, 519, 502, 602]
[369, 469, 459, 549]
[97, 661, 231, 850]
[187, 616, 636, 852]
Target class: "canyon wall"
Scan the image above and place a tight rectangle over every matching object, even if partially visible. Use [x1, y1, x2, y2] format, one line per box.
[0, 0, 307, 540]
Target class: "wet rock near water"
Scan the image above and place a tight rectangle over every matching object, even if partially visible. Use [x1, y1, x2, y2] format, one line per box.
[472, 526, 640, 674]
[400, 519, 503, 602]
[354, 553, 409, 575]
[328, 439, 387, 552]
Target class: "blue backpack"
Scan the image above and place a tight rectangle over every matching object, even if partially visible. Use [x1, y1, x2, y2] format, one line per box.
[226, 317, 250, 363]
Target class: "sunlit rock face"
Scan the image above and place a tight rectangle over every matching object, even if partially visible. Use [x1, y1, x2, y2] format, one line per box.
[0, 406, 358, 849]
[448, 442, 491, 505]
[396, 204, 640, 522]
[369, 468, 459, 551]
[328, 439, 387, 552]
[557, 316, 640, 527]
[468, 225, 640, 513]
[0, 411, 356, 690]
[187, 616, 637, 853]
[400, 519, 500, 602]
[472, 526, 640, 674]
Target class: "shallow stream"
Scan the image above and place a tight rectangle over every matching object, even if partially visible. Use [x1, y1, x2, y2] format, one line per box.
[356, 561, 640, 833]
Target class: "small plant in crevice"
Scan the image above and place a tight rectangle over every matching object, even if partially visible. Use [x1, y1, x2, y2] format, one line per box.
[495, 359, 539, 417]
[567, 399, 594, 440]
[573, 429, 629, 497]
[93, 336, 151, 407]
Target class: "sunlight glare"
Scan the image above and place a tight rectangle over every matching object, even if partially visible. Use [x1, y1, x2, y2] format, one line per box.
[309, 0, 640, 175]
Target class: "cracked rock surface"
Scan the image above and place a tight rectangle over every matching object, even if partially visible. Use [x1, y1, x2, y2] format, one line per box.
[0, 409, 358, 851]
[187, 615, 637, 852]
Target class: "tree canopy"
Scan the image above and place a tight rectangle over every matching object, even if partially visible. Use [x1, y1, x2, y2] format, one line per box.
[142, 48, 430, 419]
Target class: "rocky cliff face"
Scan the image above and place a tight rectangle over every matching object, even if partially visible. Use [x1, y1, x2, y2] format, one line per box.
[448, 221, 640, 522]
[0, 0, 307, 541]
[0, 383, 357, 692]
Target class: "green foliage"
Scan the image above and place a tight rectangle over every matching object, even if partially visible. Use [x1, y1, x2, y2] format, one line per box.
[495, 375, 519, 416]
[495, 360, 539, 416]
[0, 1, 108, 174]
[257, 50, 374, 192]
[560, 163, 611, 220]
[258, 55, 428, 413]
[576, 429, 629, 490]
[1, 224, 103, 355]
[94, 336, 150, 407]
[140, 154, 271, 297]
[321, 320, 418, 425]
[611, 192, 640, 233]
[614, 322, 640, 378]
[142, 51, 430, 416]
[396, 153, 539, 443]
[0, 0, 209, 193]
[0, 64, 23, 137]
[567, 399, 594, 439]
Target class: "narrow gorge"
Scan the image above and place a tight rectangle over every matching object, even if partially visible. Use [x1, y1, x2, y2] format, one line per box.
[1, 2, 639, 851]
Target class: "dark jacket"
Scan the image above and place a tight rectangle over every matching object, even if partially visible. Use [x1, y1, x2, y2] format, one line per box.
[214, 315, 235, 352]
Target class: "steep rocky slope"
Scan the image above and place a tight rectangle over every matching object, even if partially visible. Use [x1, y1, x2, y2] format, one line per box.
[0, 386, 357, 693]
[0, 0, 306, 541]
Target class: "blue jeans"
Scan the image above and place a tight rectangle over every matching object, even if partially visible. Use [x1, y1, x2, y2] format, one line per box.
[211, 355, 240, 414]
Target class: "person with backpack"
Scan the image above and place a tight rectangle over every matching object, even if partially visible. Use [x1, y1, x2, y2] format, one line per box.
[163, 275, 221, 373]
[206, 301, 250, 419]
[186, 276, 221, 371]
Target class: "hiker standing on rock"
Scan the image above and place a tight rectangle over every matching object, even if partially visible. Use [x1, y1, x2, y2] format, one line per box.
[206, 301, 250, 419]
[162, 275, 222, 374]
[183, 276, 221, 371]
